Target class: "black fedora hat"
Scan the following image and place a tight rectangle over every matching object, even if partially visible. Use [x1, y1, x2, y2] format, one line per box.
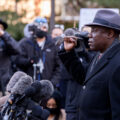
[0, 19, 8, 30]
[85, 9, 120, 31]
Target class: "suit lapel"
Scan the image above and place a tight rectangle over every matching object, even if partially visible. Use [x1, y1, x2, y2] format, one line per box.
[85, 55, 109, 83]
[84, 43, 120, 84]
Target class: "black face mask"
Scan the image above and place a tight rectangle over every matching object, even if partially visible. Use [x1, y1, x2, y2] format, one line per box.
[35, 30, 47, 38]
[46, 107, 59, 115]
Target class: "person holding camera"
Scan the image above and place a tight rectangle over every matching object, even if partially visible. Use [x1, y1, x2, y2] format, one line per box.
[0, 19, 20, 96]
[13, 18, 61, 88]
[57, 28, 93, 120]
[58, 9, 120, 120]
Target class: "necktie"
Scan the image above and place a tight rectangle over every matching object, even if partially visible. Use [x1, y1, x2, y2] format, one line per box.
[90, 53, 103, 72]
[98, 53, 103, 60]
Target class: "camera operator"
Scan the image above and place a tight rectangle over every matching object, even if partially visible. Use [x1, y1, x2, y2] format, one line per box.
[13, 17, 61, 88]
[0, 19, 20, 96]
[57, 28, 94, 120]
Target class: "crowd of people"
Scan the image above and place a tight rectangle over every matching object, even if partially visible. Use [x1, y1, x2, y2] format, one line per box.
[0, 9, 120, 120]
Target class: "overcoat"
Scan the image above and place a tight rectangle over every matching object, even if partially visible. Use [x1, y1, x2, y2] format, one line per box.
[0, 32, 20, 94]
[59, 42, 120, 120]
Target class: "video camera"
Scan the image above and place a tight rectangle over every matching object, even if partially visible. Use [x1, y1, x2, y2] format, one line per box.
[62, 28, 89, 49]
[28, 24, 38, 37]
[75, 31, 89, 49]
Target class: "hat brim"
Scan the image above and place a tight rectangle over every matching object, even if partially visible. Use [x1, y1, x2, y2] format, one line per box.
[85, 22, 120, 32]
[0, 21, 8, 29]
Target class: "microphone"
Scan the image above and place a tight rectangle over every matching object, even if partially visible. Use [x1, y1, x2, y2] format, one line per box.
[1, 72, 32, 118]
[11, 75, 33, 95]
[31, 80, 54, 103]
[40, 80, 54, 99]
[6, 71, 27, 93]
[1, 80, 53, 120]
[24, 81, 42, 97]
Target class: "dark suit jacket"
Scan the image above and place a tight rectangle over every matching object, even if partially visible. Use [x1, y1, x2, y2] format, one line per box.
[58, 42, 120, 120]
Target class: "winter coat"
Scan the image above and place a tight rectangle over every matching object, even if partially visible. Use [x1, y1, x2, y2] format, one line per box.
[58, 41, 120, 120]
[60, 50, 94, 120]
[0, 32, 20, 90]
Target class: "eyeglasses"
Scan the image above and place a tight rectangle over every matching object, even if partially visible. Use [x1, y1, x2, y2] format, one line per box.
[54, 24, 64, 30]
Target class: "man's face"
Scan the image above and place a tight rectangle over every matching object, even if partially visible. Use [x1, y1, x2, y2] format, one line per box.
[51, 28, 63, 39]
[88, 26, 113, 53]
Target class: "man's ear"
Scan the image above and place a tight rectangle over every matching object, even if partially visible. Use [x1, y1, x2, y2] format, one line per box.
[107, 29, 114, 38]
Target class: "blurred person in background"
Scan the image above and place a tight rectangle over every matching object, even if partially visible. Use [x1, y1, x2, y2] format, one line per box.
[13, 17, 61, 88]
[0, 19, 20, 96]
[11, 17, 51, 72]
[34, 17, 49, 32]
[21, 17, 50, 42]
[45, 90, 66, 120]
[51, 24, 64, 39]
[51, 24, 64, 44]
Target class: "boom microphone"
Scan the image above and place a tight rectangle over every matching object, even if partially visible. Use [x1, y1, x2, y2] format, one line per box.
[11, 75, 33, 95]
[6, 71, 27, 93]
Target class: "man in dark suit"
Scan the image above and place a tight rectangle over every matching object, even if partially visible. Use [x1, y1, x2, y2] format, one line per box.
[58, 9, 120, 120]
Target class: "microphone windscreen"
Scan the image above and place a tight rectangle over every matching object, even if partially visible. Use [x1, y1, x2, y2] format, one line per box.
[11, 75, 33, 95]
[39, 80, 54, 99]
[6, 71, 27, 93]
[25, 81, 42, 97]
[31, 80, 54, 103]
[31, 81, 42, 92]
[24, 86, 36, 97]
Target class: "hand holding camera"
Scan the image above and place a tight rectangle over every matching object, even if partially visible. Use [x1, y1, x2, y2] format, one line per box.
[63, 31, 89, 51]
[64, 36, 77, 51]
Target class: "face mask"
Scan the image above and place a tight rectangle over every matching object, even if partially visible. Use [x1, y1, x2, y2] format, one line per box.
[46, 107, 59, 115]
[35, 30, 47, 38]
